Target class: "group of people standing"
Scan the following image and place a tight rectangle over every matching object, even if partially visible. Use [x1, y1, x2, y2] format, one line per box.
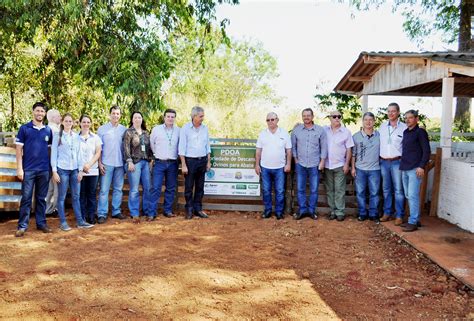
[14, 101, 430, 237]
[256, 103, 431, 232]
[15, 103, 211, 237]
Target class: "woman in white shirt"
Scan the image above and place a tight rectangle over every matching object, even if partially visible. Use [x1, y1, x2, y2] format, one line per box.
[51, 113, 94, 231]
[78, 115, 102, 224]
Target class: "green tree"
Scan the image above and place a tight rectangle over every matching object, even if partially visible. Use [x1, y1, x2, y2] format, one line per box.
[1, 0, 239, 127]
[344, 0, 472, 131]
[314, 92, 361, 125]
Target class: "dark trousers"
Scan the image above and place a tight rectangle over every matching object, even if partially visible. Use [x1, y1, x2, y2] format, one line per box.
[184, 157, 207, 212]
[18, 170, 50, 230]
[80, 175, 99, 223]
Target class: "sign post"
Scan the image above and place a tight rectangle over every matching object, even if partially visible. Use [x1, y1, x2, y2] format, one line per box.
[204, 145, 260, 196]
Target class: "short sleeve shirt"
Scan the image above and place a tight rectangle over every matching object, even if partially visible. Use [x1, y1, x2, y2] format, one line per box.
[97, 122, 127, 167]
[15, 121, 52, 171]
[256, 127, 292, 169]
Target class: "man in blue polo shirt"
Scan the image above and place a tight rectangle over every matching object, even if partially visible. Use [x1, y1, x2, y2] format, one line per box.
[15, 102, 53, 237]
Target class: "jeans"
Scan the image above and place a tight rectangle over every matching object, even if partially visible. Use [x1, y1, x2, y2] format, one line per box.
[402, 169, 422, 225]
[261, 167, 285, 215]
[184, 157, 207, 212]
[380, 159, 405, 218]
[324, 166, 346, 217]
[355, 168, 381, 218]
[97, 165, 124, 218]
[80, 175, 99, 223]
[295, 163, 320, 214]
[17, 170, 50, 230]
[57, 168, 85, 226]
[45, 178, 58, 214]
[127, 160, 153, 217]
[151, 160, 178, 216]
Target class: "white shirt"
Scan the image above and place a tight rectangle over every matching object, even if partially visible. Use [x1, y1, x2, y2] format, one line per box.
[78, 133, 102, 176]
[150, 124, 180, 160]
[256, 127, 292, 169]
[379, 120, 407, 158]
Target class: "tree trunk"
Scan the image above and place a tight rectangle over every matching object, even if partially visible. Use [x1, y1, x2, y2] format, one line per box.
[455, 0, 473, 131]
[10, 89, 15, 117]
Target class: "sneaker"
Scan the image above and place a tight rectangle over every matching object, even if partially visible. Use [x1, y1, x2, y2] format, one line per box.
[309, 213, 318, 220]
[77, 222, 94, 229]
[97, 217, 107, 224]
[358, 216, 367, 221]
[59, 223, 72, 232]
[15, 229, 26, 237]
[146, 216, 156, 222]
[112, 214, 126, 220]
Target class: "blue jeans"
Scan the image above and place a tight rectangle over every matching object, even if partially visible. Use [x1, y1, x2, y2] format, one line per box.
[295, 163, 319, 214]
[127, 160, 153, 217]
[80, 175, 99, 223]
[151, 160, 178, 216]
[17, 170, 50, 230]
[261, 167, 285, 215]
[402, 169, 422, 225]
[380, 159, 405, 218]
[97, 165, 124, 218]
[355, 168, 381, 218]
[57, 168, 85, 225]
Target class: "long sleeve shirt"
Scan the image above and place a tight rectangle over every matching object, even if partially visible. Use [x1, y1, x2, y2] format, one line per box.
[51, 131, 82, 171]
[123, 128, 153, 164]
[178, 122, 211, 157]
[400, 125, 431, 170]
[150, 124, 180, 160]
[291, 123, 327, 168]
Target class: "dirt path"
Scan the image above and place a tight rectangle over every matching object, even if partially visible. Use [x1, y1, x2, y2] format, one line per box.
[1, 211, 472, 320]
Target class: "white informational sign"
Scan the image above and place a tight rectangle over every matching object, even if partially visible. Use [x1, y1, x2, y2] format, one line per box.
[204, 146, 260, 196]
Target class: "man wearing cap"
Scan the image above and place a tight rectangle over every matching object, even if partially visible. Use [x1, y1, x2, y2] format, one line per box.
[255, 112, 292, 220]
[379, 102, 407, 226]
[324, 110, 354, 222]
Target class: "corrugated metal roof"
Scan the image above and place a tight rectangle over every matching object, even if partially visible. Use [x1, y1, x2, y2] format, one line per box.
[334, 51, 474, 97]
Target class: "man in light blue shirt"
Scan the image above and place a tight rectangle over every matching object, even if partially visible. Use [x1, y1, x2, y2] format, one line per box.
[97, 106, 127, 223]
[150, 109, 180, 218]
[178, 106, 211, 219]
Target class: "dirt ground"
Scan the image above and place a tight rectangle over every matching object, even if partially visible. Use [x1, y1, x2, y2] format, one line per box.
[1, 211, 473, 320]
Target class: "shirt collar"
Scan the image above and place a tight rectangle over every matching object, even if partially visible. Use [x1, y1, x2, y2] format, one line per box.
[387, 120, 401, 128]
[28, 121, 46, 130]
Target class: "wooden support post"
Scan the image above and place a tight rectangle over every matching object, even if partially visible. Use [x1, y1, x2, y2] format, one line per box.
[429, 148, 442, 217]
[362, 95, 369, 114]
[440, 77, 454, 159]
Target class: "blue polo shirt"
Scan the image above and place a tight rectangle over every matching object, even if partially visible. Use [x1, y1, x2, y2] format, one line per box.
[15, 121, 52, 171]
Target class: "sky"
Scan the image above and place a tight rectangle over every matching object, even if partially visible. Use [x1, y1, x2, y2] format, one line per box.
[216, 0, 457, 118]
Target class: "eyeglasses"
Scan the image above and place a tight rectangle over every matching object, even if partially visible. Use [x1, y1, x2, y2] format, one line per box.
[266, 118, 276, 122]
[331, 115, 342, 119]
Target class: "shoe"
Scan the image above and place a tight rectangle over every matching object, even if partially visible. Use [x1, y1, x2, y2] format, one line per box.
[261, 211, 272, 219]
[417, 221, 422, 228]
[185, 210, 194, 220]
[77, 222, 94, 229]
[358, 216, 367, 221]
[112, 214, 126, 220]
[46, 209, 59, 217]
[310, 213, 318, 220]
[132, 217, 140, 224]
[195, 211, 209, 218]
[402, 223, 418, 232]
[394, 218, 403, 226]
[15, 229, 26, 237]
[38, 225, 53, 233]
[146, 216, 156, 221]
[369, 216, 380, 223]
[380, 215, 392, 222]
[97, 217, 107, 224]
[294, 212, 305, 220]
[276, 213, 284, 220]
[59, 223, 71, 232]
[163, 213, 175, 218]
[328, 214, 337, 220]
[336, 216, 345, 222]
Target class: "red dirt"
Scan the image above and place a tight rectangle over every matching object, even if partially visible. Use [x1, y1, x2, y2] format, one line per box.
[1, 211, 473, 320]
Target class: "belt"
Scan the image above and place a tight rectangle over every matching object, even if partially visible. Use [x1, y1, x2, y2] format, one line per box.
[380, 156, 401, 161]
[155, 158, 177, 163]
[185, 156, 207, 160]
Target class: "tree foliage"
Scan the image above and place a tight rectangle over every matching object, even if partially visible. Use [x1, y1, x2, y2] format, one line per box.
[1, 0, 239, 130]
